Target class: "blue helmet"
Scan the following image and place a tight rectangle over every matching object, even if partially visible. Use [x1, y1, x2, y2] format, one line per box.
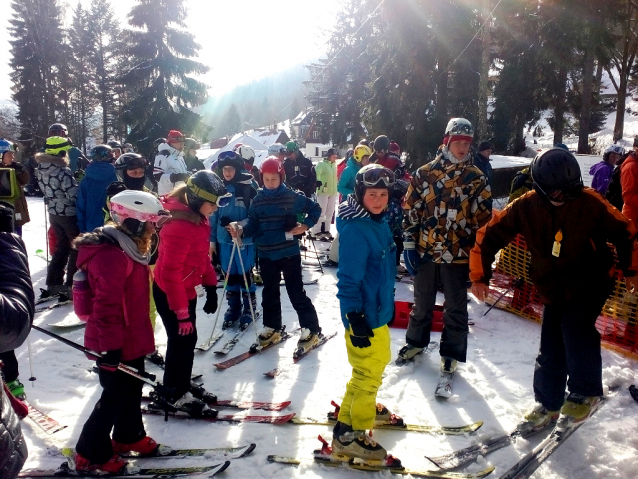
[0, 139, 14, 153]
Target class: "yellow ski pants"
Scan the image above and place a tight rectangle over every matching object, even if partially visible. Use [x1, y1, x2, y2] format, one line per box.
[337, 324, 391, 431]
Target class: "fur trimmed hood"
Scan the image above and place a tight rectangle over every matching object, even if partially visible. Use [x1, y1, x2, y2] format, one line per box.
[35, 152, 70, 168]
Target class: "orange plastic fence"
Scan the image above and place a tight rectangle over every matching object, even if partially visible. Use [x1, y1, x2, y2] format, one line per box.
[488, 234, 638, 360]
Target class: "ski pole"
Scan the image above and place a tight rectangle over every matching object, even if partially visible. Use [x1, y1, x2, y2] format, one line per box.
[234, 237, 260, 345]
[205, 240, 237, 343]
[307, 235, 324, 274]
[482, 278, 523, 317]
[31, 325, 158, 384]
[27, 337, 36, 385]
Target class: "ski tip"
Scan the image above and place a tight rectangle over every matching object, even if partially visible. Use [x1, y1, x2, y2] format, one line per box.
[211, 460, 231, 475]
[471, 420, 484, 432]
[241, 444, 257, 457]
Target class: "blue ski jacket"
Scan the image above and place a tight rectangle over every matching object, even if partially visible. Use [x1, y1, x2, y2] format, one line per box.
[337, 157, 361, 198]
[210, 175, 257, 246]
[77, 161, 118, 232]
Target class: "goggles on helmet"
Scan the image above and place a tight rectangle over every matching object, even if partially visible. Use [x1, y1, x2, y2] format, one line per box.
[124, 156, 149, 170]
[110, 203, 171, 228]
[218, 151, 240, 161]
[187, 181, 233, 208]
[543, 184, 583, 204]
[609, 145, 625, 156]
[360, 166, 395, 188]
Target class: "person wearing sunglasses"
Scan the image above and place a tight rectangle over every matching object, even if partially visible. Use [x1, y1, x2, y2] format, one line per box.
[72, 191, 172, 474]
[471, 147, 638, 432]
[153, 130, 190, 195]
[397, 118, 492, 396]
[590, 144, 625, 196]
[332, 164, 398, 462]
[153, 170, 230, 414]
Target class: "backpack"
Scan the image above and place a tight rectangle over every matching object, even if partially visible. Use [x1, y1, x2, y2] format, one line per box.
[73, 253, 134, 321]
[605, 162, 624, 211]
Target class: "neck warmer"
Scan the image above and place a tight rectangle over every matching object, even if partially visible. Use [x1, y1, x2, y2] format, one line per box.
[102, 225, 150, 265]
[123, 171, 147, 190]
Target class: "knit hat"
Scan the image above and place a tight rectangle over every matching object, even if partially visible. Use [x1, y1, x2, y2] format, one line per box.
[478, 141, 493, 152]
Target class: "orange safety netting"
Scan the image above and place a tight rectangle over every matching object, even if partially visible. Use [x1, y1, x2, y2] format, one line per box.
[487, 234, 638, 360]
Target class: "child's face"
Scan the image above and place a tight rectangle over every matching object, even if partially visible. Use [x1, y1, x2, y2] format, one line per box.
[199, 201, 218, 217]
[222, 166, 236, 181]
[127, 167, 145, 178]
[361, 155, 370, 166]
[362, 188, 389, 215]
[262, 172, 281, 189]
[448, 140, 471, 160]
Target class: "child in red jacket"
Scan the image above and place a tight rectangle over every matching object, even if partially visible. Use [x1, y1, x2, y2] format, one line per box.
[73, 191, 171, 474]
[153, 171, 231, 414]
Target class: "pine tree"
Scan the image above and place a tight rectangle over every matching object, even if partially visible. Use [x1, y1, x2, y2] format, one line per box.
[222, 104, 242, 136]
[8, 0, 66, 144]
[121, 0, 209, 153]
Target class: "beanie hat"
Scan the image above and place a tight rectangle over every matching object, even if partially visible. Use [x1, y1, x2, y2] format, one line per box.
[478, 141, 493, 152]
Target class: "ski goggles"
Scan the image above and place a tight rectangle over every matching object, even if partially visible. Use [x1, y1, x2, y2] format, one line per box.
[110, 204, 171, 227]
[608, 145, 625, 156]
[123, 156, 149, 170]
[186, 180, 233, 208]
[544, 184, 583, 203]
[218, 151, 241, 161]
[359, 165, 395, 188]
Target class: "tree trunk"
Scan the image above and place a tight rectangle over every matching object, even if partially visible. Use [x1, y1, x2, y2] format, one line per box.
[614, 72, 628, 142]
[578, 41, 595, 154]
[553, 65, 568, 145]
[477, 0, 491, 142]
[436, 46, 449, 131]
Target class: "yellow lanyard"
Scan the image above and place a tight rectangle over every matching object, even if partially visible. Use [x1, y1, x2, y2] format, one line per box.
[552, 229, 562, 257]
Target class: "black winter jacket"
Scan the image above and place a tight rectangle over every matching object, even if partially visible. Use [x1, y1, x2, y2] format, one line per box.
[0, 233, 33, 478]
[283, 154, 317, 197]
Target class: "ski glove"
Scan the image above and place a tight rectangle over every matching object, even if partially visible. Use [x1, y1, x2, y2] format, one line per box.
[203, 285, 218, 314]
[97, 349, 121, 372]
[170, 172, 190, 183]
[403, 237, 420, 276]
[346, 311, 374, 348]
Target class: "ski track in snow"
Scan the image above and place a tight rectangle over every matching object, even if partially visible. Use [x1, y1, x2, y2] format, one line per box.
[18, 197, 638, 478]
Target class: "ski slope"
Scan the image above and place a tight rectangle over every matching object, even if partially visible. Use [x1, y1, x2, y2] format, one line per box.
[16, 197, 638, 478]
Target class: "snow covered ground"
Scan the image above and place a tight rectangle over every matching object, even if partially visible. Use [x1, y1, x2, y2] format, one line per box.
[16, 197, 638, 478]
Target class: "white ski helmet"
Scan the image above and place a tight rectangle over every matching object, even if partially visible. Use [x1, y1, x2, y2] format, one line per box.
[234, 144, 255, 162]
[109, 190, 170, 232]
[268, 143, 286, 156]
[443, 118, 474, 145]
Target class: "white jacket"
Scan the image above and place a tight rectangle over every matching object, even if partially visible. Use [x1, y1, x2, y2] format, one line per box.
[154, 143, 188, 195]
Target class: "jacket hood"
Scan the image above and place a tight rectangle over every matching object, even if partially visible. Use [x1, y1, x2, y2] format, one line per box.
[85, 161, 116, 180]
[346, 156, 361, 170]
[590, 161, 612, 176]
[35, 152, 69, 167]
[161, 195, 203, 224]
[338, 194, 371, 221]
[75, 229, 116, 268]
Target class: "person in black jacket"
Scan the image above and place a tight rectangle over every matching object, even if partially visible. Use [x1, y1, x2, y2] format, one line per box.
[0, 201, 34, 478]
[283, 141, 317, 198]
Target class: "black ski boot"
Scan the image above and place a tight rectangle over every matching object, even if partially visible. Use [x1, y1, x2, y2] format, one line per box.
[239, 292, 258, 330]
[190, 381, 217, 404]
[222, 291, 242, 329]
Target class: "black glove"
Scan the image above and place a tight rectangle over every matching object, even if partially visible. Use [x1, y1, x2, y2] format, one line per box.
[203, 285, 218, 314]
[0, 201, 15, 233]
[97, 349, 121, 372]
[220, 217, 232, 227]
[346, 311, 374, 348]
[316, 181, 322, 189]
[170, 172, 190, 183]
[284, 214, 298, 231]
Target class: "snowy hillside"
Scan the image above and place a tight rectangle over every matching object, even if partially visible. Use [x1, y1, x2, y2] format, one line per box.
[16, 197, 638, 478]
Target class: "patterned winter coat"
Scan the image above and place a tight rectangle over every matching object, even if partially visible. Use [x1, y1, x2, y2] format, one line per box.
[153, 143, 188, 195]
[404, 152, 492, 263]
[35, 153, 79, 216]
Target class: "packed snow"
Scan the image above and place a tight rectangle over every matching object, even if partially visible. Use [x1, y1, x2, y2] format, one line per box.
[15, 196, 638, 478]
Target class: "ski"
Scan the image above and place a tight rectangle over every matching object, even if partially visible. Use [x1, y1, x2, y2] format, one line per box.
[213, 327, 298, 370]
[395, 341, 439, 366]
[435, 370, 455, 399]
[18, 460, 230, 478]
[26, 403, 67, 435]
[498, 390, 616, 479]
[289, 415, 483, 435]
[268, 453, 494, 478]
[35, 293, 59, 305]
[264, 331, 337, 377]
[141, 405, 296, 424]
[195, 330, 224, 351]
[47, 316, 85, 327]
[57, 443, 255, 460]
[141, 393, 291, 411]
[35, 300, 74, 314]
[213, 329, 247, 356]
[280, 278, 319, 286]
[424, 424, 554, 470]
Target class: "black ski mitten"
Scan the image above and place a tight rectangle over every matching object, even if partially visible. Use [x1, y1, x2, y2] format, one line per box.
[203, 285, 218, 314]
[346, 311, 374, 348]
[169, 172, 190, 183]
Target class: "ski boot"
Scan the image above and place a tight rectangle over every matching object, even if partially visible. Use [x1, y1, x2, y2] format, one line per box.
[239, 292, 258, 330]
[73, 452, 135, 475]
[330, 421, 388, 462]
[190, 381, 217, 404]
[374, 403, 404, 426]
[516, 402, 560, 434]
[556, 393, 602, 430]
[146, 350, 165, 368]
[172, 392, 217, 418]
[36, 288, 58, 304]
[396, 344, 424, 365]
[112, 436, 172, 457]
[222, 291, 242, 329]
[294, 328, 320, 358]
[254, 326, 283, 349]
[252, 270, 263, 286]
[441, 357, 458, 373]
[319, 232, 334, 242]
[6, 379, 26, 400]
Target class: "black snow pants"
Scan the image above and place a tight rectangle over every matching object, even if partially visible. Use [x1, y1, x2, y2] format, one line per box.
[47, 214, 79, 293]
[0, 350, 19, 382]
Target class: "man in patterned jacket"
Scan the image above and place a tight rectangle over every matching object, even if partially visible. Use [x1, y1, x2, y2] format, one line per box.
[397, 118, 492, 384]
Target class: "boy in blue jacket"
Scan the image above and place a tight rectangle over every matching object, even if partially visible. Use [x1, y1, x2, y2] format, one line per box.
[77, 145, 117, 232]
[332, 164, 397, 462]
[210, 151, 258, 329]
[230, 157, 322, 357]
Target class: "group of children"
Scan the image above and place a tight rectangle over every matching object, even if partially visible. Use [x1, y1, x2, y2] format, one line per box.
[16, 115, 638, 474]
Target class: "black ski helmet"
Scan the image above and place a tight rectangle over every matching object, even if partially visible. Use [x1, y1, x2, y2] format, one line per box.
[184, 138, 201, 150]
[115, 153, 149, 171]
[530, 148, 583, 199]
[107, 140, 122, 150]
[354, 164, 395, 203]
[185, 170, 228, 213]
[373, 135, 390, 153]
[217, 151, 244, 182]
[48, 123, 68, 137]
[90, 144, 114, 162]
